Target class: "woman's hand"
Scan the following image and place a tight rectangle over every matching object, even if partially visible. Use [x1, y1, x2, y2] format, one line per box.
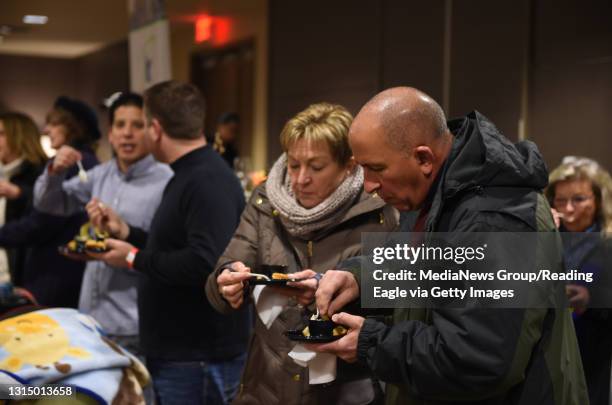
[566, 284, 590, 314]
[551, 208, 563, 229]
[277, 269, 319, 306]
[0, 180, 21, 199]
[51, 145, 82, 173]
[217, 261, 252, 309]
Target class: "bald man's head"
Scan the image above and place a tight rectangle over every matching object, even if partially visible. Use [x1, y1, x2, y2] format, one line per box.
[348, 87, 453, 211]
[357, 87, 449, 151]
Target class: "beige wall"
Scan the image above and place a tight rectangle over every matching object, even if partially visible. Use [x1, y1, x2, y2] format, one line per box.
[0, 41, 130, 162]
[170, 0, 269, 171]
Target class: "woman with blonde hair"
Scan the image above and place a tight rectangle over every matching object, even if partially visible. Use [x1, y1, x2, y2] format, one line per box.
[0, 97, 99, 308]
[0, 112, 48, 284]
[206, 102, 398, 404]
[546, 156, 612, 405]
[547, 156, 612, 234]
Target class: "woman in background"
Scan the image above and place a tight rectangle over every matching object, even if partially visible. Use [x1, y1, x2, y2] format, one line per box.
[0, 97, 99, 308]
[0, 112, 48, 285]
[547, 156, 612, 405]
[212, 112, 240, 168]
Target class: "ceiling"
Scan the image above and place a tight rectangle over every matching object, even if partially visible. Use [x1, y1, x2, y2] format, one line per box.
[0, 0, 260, 59]
[0, 0, 130, 58]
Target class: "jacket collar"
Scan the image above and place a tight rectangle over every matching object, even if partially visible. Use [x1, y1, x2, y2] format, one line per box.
[170, 145, 210, 172]
[424, 111, 548, 231]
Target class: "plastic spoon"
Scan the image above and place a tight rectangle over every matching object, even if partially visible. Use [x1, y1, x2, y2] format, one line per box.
[76, 160, 88, 182]
[228, 268, 271, 281]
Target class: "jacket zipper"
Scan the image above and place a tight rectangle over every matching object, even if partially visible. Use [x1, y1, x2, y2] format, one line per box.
[307, 241, 313, 268]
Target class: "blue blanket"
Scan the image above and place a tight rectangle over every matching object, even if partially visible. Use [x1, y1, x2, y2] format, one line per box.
[0, 308, 149, 404]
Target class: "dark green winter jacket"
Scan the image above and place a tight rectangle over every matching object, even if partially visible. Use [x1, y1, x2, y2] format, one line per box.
[355, 111, 589, 405]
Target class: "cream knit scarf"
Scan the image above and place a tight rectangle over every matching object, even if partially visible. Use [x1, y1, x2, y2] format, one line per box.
[265, 154, 364, 238]
[0, 158, 24, 283]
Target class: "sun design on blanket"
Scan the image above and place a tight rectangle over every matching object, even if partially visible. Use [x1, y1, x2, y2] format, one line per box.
[0, 312, 90, 373]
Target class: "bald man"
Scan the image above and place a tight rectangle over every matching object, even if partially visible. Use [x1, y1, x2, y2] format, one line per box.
[309, 88, 587, 405]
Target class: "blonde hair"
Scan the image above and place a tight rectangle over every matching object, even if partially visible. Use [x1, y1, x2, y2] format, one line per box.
[546, 156, 612, 234]
[0, 112, 48, 166]
[280, 103, 353, 165]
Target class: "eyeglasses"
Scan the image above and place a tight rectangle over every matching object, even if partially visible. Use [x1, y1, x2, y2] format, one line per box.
[553, 195, 593, 207]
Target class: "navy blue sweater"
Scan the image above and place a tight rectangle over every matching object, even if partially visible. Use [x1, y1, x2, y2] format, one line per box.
[132, 145, 250, 360]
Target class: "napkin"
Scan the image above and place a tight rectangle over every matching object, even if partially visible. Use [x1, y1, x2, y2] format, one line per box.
[253, 285, 289, 329]
[288, 344, 337, 384]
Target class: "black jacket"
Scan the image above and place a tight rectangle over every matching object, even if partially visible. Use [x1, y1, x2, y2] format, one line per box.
[0, 149, 98, 308]
[356, 112, 588, 405]
[562, 227, 612, 405]
[5, 160, 44, 222]
[2, 160, 45, 284]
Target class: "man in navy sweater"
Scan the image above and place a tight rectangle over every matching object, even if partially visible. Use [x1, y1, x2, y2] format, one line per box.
[91, 81, 250, 405]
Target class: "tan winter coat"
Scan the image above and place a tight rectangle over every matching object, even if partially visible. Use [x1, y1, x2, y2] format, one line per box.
[205, 184, 398, 405]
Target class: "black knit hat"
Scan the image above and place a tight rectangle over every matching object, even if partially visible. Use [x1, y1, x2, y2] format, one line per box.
[218, 112, 240, 125]
[54, 96, 101, 140]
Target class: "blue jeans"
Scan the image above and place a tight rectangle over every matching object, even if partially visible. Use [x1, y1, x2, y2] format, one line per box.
[148, 353, 246, 405]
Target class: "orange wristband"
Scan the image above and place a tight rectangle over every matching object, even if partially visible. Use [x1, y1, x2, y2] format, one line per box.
[126, 248, 139, 269]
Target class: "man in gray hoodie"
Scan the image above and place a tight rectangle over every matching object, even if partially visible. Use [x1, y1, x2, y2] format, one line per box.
[34, 92, 172, 356]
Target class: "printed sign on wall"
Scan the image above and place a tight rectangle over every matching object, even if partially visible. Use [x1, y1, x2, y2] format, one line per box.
[128, 0, 171, 92]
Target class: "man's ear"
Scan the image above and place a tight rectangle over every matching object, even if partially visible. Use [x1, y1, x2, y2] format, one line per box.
[150, 118, 163, 142]
[414, 146, 434, 176]
[346, 156, 357, 174]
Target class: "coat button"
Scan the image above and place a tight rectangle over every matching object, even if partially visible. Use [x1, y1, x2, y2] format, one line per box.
[293, 374, 300, 381]
[272, 209, 279, 216]
[256, 198, 263, 205]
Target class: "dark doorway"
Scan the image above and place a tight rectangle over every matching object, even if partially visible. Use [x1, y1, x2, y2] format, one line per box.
[191, 40, 255, 159]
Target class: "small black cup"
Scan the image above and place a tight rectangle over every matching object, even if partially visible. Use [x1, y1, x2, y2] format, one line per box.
[308, 319, 335, 337]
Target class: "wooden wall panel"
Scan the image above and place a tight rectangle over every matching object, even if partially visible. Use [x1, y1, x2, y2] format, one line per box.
[449, 0, 529, 141]
[0, 41, 129, 160]
[268, 0, 382, 164]
[0, 55, 78, 128]
[268, 0, 611, 171]
[381, 0, 445, 102]
[529, 0, 612, 172]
